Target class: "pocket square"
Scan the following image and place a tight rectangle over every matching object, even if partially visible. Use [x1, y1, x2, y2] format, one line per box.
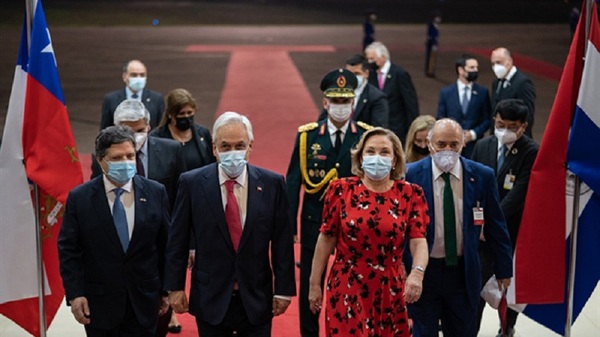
[257, 186, 263, 192]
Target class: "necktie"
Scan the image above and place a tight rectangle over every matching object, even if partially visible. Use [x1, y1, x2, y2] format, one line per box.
[442, 173, 458, 266]
[113, 188, 129, 252]
[377, 71, 385, 90]
[496, 79, 505, 95]
[225, 180, 242, 251]
[132, 93, 139, 99]
[497, 145, 506, 174]
[334, 130, 342, 156]
[136, 151, 145, 177]
[461, 86, 470, 115]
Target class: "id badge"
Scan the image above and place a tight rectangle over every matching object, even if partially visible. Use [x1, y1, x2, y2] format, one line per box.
[473, 205, 484, 226]
[503, 173, 515, 190]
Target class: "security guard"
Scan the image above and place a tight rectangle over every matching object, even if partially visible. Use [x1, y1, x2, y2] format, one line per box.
[286, 68, 371, 337]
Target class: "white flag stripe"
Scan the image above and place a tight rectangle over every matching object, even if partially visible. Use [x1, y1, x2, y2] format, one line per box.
[577, 41, 600, 127]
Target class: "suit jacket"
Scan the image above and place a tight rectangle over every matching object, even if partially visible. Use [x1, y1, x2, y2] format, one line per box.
[91, 137, 187, 211]
[100, 88, 165, 130]
[471, 135, 538, 245]
[368, 63, 419, 143]
[491, 70, 536, 137]
[58, 175, 170, 330]
[405, 157, 513, 307]
[150, 123, 216, 170]
[436, 82, 492, 157]
[317, 83, 389, 127]
[286, 120, 368, 250]
[164, 163, 296, 326]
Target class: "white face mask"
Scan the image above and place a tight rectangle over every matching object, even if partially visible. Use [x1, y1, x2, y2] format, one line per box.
[128, 77, 147, 92]
[431, 150, 460, 173]
[356, 75, 364, 88]
[494, 128, 518, 145]
[328, 103, 353, 123]
[134, 132, 148, 152]
[492, 64, 508, 79]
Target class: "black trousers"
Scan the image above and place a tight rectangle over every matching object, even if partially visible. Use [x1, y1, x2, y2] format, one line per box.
[196, 291, 271, 337]
[84, 296, 156, 337]
[476, 242, 519, 334]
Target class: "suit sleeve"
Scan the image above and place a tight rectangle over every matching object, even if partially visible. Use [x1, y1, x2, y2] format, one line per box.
[285, 133, 302, 236]
[271, 175, 297, 296]
[57, 191, 85, 302]
[472, 89, 492, 138]
[156, 184, 171, 286]
[398, 70, 419, 123]
[99, 95, 113, 130]
[164, 174, 194, 291]
[436, 90, 447, 119]
[481, 169, 513, 279]
[370, 91, 389, 128]
[517, 77, 536, 129]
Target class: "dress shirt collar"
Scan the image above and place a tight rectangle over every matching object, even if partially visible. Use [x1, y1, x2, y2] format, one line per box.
[432, 156, 463, 181]
[103, 174, 133, 194]
[505, 65, 518, 82]
[218, 164, 248, 187]
[327, 119, 350, 137]
[379, 60, 391, 75]
[125, 86, 144, 100]
[457, 79, 472, 91]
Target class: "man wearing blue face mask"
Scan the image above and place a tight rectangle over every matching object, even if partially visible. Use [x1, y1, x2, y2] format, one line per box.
[58, 125, 171, 337]
[286, 68, 372, 337]
[404, 118, 513, 337]
[100, 60, 165, 130]
[164, 111, 296, 337]
[471, 99, 538, 337]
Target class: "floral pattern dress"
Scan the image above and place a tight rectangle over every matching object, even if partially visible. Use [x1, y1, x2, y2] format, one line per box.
[320, 177, 429, 337]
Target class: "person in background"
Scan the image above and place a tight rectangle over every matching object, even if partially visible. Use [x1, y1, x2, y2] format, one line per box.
[150, 88, 215, 171]
[164, 111, 296, 337]
[405, 115, 436, 163]
[365, 41, 419, 145]
[100, 60, 164, 130]
[405, 119, 513, 337]
[490, 48, 536, 138]
[471, 99, 538, 337]
[362, 9, 377, 52]
[425, 11, 441, 78]
[59, 126, 170, 337]
[309, 127, 429, 337]
[436, 54, 492, 158]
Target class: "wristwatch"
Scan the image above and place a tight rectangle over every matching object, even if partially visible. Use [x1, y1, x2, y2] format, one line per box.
[412, 265, 425, 273]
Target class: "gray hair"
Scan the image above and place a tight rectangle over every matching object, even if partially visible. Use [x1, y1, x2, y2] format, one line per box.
[95, 125, 135, 158]
[114, 99, 150, 125]
[212, 111, 254, 142]
[365, 41, 390, 61]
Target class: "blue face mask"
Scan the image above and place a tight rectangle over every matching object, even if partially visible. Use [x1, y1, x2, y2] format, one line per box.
[361, 155, 393, 181]
[104, 160, 137, 184]
[218, 150, 247, 178]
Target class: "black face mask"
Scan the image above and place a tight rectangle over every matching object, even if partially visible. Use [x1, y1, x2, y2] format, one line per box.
[465, 71, 478, 82]
[368, 62, 380, 71]
[174, 116, 193, 131]
[414, 145, 430, 156]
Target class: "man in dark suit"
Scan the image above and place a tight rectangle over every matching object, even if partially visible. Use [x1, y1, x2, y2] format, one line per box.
[318, 54, 389, 127]
[58, 126, 170, 337]
[286, 68, 371, 337]
[365, 41, 419, 144]
[471, 99, 538, 337]
[405, 119, 513, 337]
[165, 111, 296, 337]
[437, 54, 492, 158]
[100, 60, 165, 130]
[490, 48, 536, 138]
[92, 99, 186, 212]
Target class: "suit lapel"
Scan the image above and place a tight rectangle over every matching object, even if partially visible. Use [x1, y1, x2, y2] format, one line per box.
[92, 177, 126, 254]
[353, 88, 368, 120]
[461, 159, 476, 243]
[239, 166, 262, 250]
[418, 159, 436, 242]
[203, 166, 232, 248]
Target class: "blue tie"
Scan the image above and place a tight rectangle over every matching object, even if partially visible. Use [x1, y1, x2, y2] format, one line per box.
[497, 145, 506, 174]
[461, 86, 470, 115]
[113, 188, 129, 251]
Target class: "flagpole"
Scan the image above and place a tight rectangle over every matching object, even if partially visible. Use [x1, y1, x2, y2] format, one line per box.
[34, 184, 48, 337]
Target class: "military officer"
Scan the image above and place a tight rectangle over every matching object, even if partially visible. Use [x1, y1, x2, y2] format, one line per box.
[286, 68, 372, 337]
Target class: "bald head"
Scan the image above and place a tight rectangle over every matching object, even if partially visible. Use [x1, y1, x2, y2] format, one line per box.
[428, 119, 464, 153]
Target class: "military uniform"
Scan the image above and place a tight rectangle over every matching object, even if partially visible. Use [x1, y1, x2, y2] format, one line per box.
[285, 68, 371, 337]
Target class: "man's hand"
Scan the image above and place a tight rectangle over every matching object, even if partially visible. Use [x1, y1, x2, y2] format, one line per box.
[497, 278, 511, 292]
[187, 250, 195, 269]
[293, 235, 300, 243]
[168, 291, 189, 314]
[70, 296, 91, 325]
[272, 298, 291, 316]
[159, 296, 170, 316]
[463, 130, 473, 143]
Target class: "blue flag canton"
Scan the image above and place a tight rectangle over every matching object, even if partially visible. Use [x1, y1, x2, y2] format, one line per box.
[27, 1, 65, 104]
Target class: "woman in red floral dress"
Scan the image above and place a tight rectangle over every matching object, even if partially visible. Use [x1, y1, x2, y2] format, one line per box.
[309, 127, 430, 337]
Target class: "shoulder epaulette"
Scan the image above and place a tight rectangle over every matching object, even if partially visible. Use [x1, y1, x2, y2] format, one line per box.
[356, 121, 374, 130]
[298, 122, 318, 133]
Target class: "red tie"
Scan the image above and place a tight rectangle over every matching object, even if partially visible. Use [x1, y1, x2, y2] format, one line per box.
[225, 180, 242, 251]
